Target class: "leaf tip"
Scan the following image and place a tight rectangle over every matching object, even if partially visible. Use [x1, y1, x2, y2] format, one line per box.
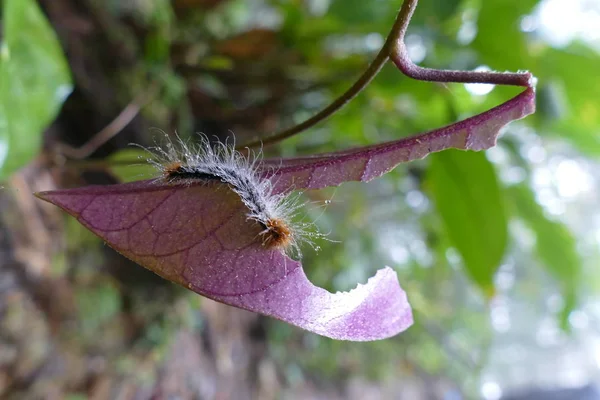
[33, 191, 49, 202]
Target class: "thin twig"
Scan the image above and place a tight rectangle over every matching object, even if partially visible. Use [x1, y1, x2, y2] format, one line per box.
[59, 85, 158, 159]
[240, 0, 533, 149]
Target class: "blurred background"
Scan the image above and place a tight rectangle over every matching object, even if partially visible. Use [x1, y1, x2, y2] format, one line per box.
[0, 0, 599, 399]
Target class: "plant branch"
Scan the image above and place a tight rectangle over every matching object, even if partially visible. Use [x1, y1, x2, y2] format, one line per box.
[58, 85, 158, 159]
[241, 0, 534, 149]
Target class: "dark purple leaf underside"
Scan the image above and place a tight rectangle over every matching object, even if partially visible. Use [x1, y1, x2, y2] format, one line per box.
[36, 181, 412, 341]
[36, 87, 534, 341]
[264, 88, 535, 193]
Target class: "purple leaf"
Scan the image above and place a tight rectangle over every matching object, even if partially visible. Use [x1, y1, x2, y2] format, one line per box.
[36, 180, 412, 341]
[36, 88, 534, 341]
[263, 88, 535, 193]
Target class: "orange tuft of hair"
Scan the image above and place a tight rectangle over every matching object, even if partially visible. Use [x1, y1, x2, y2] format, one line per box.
[162, 161, 184, 178]
[260, 218, 293, 251]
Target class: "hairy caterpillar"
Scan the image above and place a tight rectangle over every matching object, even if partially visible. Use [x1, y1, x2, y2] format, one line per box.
[141, 133, 320, 258]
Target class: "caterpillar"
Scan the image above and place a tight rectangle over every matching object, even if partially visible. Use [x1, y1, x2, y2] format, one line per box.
[141, 133, 320, 258]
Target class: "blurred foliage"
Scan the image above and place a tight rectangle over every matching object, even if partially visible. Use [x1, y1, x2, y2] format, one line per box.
[507, 183, 581, 329]
[108, 148, 157, 182]
[2, 0, 599, 397]
[0, 0, 72, 179]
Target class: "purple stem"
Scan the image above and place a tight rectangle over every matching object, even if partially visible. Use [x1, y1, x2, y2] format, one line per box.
[389, 0, 533, 87]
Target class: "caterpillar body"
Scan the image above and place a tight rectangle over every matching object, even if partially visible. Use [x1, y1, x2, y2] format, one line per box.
[142, 133, 318, 258]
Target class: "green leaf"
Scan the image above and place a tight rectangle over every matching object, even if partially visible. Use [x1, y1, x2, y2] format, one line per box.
[507, 184, 581, 323]
[427, 150, 508, 294]
[0, 0, 73, 179]
[108, 148, 156, 183]
[473, 0, 538, 70]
